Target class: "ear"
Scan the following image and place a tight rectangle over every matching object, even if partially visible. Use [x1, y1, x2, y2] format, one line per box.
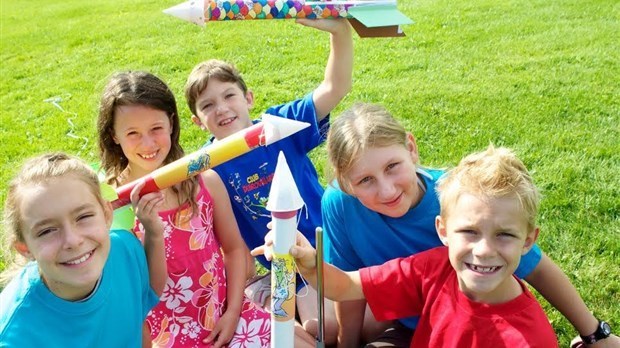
[522, 227, 540, 255]
[192, 115, 207, 130]
[435, 216, 449, 246]
[245, 90, 254, 109]
[111, 132, 119, 145]
[406, 132, 419, 164]
[14, 241, 32, 259]
[103, 201, 114, 230]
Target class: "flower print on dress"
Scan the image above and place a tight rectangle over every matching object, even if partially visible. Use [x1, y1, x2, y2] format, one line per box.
[229, 317, 271, 348]
[161, 275, 193, 309]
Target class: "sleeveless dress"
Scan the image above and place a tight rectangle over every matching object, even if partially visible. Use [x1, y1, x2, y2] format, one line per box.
[134, 177, 270, 347]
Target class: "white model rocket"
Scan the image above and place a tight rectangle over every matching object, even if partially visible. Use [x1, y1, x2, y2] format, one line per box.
[266, 151, 305, 347]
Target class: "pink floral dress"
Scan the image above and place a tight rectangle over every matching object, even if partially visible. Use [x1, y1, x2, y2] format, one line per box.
[134, 178, 270, 347]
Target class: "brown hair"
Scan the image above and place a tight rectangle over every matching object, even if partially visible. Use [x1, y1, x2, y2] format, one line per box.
[97, 71, 197, 217]
[185, 59, 248, 116]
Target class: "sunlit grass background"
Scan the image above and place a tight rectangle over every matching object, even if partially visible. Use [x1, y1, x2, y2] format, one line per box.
[1, 0, 618, 345]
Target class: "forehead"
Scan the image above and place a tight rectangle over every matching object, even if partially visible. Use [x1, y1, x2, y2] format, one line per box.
[447, 193, 527, 228]
[19, 177, 100, 229]
[347, 144, 409, 177]
[113, 105, 169, 128]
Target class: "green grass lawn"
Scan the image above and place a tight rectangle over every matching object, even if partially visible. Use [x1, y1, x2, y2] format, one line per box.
[1, 0, 618, 344]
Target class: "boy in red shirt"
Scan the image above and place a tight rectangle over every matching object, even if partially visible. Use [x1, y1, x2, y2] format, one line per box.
[254, 145, 559, 347]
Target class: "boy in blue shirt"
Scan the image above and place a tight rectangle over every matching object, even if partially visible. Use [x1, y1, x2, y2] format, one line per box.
[184, 18, 353, 346]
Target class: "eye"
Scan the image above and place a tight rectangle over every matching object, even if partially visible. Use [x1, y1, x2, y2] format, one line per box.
[225, 92, 236, 99]
[386, 162, 399, 171]
[457, 229, 476, 235]
[201, 103, 213, 111]
[357, 176, 373, 185]
[498, 232, 517, 239]
[37, 228, 56, 238]
[77, 213, 95, 222]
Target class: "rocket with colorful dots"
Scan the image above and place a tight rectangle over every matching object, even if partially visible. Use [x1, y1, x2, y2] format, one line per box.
[164, 0, 413, 37]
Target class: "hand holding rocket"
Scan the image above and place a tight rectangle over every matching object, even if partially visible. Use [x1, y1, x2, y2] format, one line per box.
[111, 115, 309, 209]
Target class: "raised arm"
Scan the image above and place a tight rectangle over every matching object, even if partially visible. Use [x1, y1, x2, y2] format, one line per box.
[130, 181, 167, 296]
[201, 170, 248, 347]
[296, 18, 353, 120]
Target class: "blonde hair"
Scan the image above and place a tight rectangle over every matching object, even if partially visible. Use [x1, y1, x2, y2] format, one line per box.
[1, 153, 107, 286]
[327, 103, 410, 194]
[185, 59, 248, 116]
[436, 145, 541, 231]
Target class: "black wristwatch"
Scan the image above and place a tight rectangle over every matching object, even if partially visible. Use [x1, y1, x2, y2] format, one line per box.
[580, 320, 612, 344]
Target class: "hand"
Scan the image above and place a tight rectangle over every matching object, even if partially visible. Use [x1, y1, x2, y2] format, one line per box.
[571, 334, 620, 348]
[130, 180, 164, 234]
[295, 18, 352, 35]
[203, 310, 240, 348]
[250, 227, 317, 275]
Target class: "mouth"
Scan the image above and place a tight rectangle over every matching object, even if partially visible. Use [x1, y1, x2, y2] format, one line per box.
[62, 250, 95, 266]
[383, 193, 403, 207]
[218, 116, 237, 127]
[139, 151, 158, 160]
[466, 263, 502, 274]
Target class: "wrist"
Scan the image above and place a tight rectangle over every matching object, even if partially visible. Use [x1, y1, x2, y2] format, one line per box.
[580, 319, 612, 345]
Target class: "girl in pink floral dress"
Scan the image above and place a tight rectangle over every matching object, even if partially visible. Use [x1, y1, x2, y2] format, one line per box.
[97, 71, 270, 347]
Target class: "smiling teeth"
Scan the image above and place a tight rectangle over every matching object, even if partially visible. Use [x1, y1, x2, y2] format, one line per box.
[65, 252, 92, 265]
[141, 152, 156, 159]
[219, 117, 235, 126]
[470, 265, 499, 273]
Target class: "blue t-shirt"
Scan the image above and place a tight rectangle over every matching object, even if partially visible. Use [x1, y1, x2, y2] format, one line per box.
[0, 229, 158, 347]
[209, 93, 328, 269]
[322, 168, 542, 329]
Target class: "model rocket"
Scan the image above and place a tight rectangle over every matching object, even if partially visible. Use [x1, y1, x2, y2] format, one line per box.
[111, 115, 309, 209]
[164, 0, 413, 37]
[266, 151, 305, 347]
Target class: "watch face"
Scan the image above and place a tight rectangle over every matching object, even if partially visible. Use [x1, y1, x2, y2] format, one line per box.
[601, 321, 611, 336]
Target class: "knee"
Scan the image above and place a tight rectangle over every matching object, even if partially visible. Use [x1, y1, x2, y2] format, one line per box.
[301, 317, 339, 345]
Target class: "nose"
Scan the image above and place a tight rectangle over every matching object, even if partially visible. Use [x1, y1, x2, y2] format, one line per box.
[141, 134, 156, 148]
[215, 102, 228, 115]
[63, 226, 84, 249]
[472, 237, 496, 258]
[377, 177, 396, 200]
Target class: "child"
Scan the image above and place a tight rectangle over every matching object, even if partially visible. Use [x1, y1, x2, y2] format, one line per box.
[97, 71, 270, 347]
[0, 153, 166, 346]
[254, 145, 560, 347]
[184, 18, 353, 344]
[321, 103, 616, 346]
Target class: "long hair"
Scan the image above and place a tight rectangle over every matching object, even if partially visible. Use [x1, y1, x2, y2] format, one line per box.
[97, 71, 197, 217]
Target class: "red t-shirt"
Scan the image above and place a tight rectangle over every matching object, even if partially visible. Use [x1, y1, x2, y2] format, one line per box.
[360, 247, 558, 348]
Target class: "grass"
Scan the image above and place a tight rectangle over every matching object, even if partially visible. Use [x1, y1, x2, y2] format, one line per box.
[1, 0, 618, 344]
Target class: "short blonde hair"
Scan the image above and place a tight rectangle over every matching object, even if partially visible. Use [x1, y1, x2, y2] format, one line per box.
[327, 103, 409, 193]
[185, 59, 248, 116]
[436, 145, 541, 231]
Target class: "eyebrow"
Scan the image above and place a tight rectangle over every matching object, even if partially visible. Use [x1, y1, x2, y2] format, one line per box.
[30, 203, 96, 230]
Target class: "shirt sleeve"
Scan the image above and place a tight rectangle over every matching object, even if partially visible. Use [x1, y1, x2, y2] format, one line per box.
[514, 244, 542, 278]
[322, 185, 364, 271]
[360, 256, 425, 322]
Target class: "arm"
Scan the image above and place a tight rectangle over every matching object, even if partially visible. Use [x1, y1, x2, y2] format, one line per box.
[130, 181, 167, 296]
[335, 300, 366, 348]
[201, 170, 247, 347]
[252, 230, 365, 302]
[525, 253, 619, 347]
[296, 18, 353, 120]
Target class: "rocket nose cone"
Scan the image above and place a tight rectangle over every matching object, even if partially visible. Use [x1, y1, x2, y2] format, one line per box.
[163, 0, 206, 26]
[261, 114, 311, 145]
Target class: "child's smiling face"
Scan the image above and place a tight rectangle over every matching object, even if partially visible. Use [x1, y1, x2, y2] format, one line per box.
[436, 192, 538, 304]
[192, 78, 254, 140]
[15, 176, 112, 301]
